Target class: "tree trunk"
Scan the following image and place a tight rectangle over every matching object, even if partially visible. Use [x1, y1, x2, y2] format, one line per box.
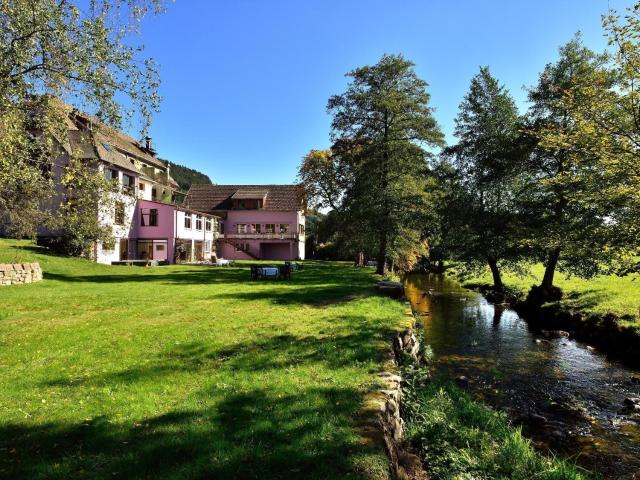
[487, 256, 503, 292]
[541, 247, 561, 290]
[376, 231, 387, 275]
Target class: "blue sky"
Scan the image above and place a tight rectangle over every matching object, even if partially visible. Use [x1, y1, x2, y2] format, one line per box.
[137, 0, 628, 184]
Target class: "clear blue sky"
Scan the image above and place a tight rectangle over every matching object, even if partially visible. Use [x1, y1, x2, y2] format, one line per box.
[137, 0, 628, 184]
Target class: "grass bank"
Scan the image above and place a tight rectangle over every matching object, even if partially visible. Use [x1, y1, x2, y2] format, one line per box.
[401, 369, 589, 480]
[0, 239, 405, 480]
[458, 264, 639, 325]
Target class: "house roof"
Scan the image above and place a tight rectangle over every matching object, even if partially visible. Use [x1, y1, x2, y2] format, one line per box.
[230, 189, 269, 200]
[186, 185, 304, 213]
[52, 98, 179, 187]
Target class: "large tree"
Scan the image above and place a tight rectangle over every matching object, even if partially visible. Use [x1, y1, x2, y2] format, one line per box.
[0, 0, 163, 240]
[326, 54, 444, 274]
[445, 66, 526, 292]
[531, 7, 640, 283]
[525, 36, 613, 293]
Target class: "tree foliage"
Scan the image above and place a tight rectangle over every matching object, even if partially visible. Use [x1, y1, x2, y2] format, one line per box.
[321, 54, 444, 274]
[0, 0, 164, 240]
[443, 67, 526, 291]
[166, 161, 212, 192]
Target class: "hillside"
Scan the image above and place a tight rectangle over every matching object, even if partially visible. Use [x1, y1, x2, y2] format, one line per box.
[163, 160, 212, 191]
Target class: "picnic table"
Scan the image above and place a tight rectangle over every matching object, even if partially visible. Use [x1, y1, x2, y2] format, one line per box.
[260, 266, 279, 278]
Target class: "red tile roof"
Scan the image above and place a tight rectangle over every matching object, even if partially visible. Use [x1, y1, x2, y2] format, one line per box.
[186, 185, 304, 213]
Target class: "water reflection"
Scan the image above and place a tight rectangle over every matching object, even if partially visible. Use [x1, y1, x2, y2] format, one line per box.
[405, 273, 640, 479]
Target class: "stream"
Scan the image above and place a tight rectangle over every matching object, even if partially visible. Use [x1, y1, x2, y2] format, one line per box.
[404, 273, 640, 479]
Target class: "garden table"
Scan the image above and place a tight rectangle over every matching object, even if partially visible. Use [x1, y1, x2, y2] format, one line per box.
[260, 267, 279, 278]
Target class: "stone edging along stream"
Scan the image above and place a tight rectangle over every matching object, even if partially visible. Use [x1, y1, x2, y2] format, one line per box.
[360, 298, 428, 480]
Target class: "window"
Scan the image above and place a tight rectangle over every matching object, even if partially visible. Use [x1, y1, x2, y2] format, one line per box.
[204, 240, 212, 252]
[219, 222, 225, 234]
[265, 224, 275, 234]
[235, 243, 249, 252]
[279, 224, 289, 234]
[299, 224, 305, 235]
[252, 224, 261, 233]
[184, 214, 192, 229]
[122, 174, 135, 192]
[114, 202, 125, 225]
[196, 215, 203, 230]
[139, 182, 145, 191]
[236, 224, 247, 234]
[205, 218, 212, 231]
[155, 244, 165, 251]
[140, 208, 158, 227]
[104, 168, 118, 182]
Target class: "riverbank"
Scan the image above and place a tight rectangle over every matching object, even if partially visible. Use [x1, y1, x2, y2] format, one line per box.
[458, 264, 640, 367]
[396, 324, 590, 479]
[403, 273, 640, 478]
[0, 239, 405, 479]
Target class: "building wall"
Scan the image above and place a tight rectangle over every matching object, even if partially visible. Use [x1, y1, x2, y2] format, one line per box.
[175, 210, 216, 261]
[218, 209, 305, 261]
[96, 187, 138, 264]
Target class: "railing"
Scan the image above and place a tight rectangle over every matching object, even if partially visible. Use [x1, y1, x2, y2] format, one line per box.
[219, 232, 298, 240]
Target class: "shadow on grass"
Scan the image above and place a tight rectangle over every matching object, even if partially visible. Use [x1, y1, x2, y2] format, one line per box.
[0, 386, 380, 480]
[41, 321, 393, 388]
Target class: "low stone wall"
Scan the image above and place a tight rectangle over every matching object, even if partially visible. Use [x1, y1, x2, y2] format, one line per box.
[0, 263, 43, 286]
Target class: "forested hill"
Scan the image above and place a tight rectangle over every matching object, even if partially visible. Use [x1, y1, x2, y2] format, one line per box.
[162, 160, 212, 191]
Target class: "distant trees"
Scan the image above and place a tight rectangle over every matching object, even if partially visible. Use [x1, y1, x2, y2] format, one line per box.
[300, 54, 444, 274]
[166, 161, 212, 191]
[0, 0, 164, 240]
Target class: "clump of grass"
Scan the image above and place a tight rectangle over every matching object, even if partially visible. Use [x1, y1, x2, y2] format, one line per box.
[382, 271, 401, 283]
[401, 371, 590, 480]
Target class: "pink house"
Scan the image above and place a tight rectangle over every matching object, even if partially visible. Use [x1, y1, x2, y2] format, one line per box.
[186, 185, 305, 261]
[127, 199, 218, 264]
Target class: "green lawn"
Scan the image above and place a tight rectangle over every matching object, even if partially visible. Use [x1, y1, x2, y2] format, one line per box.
[460, 264, 640, 326]
[0, 240, 404, 480]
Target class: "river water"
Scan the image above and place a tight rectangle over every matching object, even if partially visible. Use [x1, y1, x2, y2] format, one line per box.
[404, 273, 640, 479]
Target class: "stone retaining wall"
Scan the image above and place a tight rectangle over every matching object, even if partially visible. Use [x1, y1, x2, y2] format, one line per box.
[0, 263, 43, 286]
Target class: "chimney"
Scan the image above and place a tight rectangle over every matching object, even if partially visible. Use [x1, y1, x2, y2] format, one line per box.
[144, 136, 156, 154]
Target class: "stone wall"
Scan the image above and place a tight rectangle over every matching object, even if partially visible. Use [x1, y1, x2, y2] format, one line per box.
[0, 263, 43, 286]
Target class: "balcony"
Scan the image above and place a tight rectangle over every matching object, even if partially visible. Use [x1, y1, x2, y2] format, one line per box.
[219, 232, 298, 240]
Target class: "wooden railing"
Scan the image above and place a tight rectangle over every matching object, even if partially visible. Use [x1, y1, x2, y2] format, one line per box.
[219, 232, 298, 240]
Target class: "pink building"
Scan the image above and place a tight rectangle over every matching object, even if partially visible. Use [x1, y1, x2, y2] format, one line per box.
[186, 185, 305, 261]
[127, 199, 218, 264]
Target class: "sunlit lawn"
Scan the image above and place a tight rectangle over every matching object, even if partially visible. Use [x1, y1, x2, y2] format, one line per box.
[462, 264, 640, 327]
[0, 239, 403, 480]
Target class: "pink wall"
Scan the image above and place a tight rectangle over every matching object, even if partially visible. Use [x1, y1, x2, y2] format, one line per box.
[132, 200, 177, 263]
[223, 210, 300, 232]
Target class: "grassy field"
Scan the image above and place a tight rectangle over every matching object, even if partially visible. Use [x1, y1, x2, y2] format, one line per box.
[459, 264, 640, 326]
[0, 239, 405, 480]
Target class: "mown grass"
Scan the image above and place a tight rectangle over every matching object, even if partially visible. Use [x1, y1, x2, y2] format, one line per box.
[0, 239, 405, 480]
[458, 264, 640, 328]
[402, 371, 590, 480]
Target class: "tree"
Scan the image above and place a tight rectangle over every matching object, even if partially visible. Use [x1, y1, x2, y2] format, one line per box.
[327, 54, 444, 274]
[0, 0, 164, 240]
[531, 7, 640, 283]
[445, 67, 526, 292]
[298, 149, 350, 213]
[525, 36, 613, 294]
